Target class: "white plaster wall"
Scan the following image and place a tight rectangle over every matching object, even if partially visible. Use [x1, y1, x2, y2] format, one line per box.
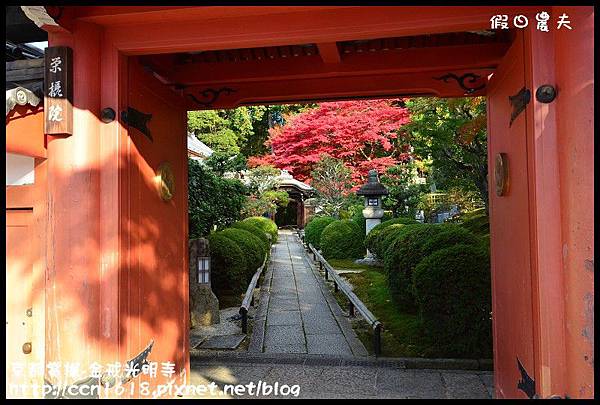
[6, 153, 35, 186]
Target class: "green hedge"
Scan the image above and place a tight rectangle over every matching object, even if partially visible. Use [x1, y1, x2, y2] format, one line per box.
[384, 223, 455, 308]
[320, 220, 365, 260]
[304, 216, 336, 249]
[461, 214, 490, 236]
[241, 216, 278, 243]
[231, 221, 270, 249]
[351, 208, 366, 235]
[219, 228, 267, 282]
[413, 244, 492, 357]
[375, 224, 411, 261]
[365, 217, 419, 258]
[207, 232, 247, 300]
[188, 159, 247, 238]
[421, 226, 480, 256]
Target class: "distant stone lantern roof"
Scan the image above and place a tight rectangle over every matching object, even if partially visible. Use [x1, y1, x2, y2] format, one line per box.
[356, 169, 389, 196]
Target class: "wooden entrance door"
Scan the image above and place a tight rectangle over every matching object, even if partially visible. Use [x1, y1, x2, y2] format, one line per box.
[487, 32, 536, 399]
[116, 57, 189, 397]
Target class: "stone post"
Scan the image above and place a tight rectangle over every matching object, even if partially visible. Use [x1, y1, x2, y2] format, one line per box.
[189, 238, 220, 327]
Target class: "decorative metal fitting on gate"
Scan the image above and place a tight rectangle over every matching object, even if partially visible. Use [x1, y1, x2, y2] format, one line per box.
[100, 107, 116, 123]
[433, 73, 486, 95]
[121, 107, 153, 141]
[535, 85, 557, 103]
[509, 87, 531, 127]
[187, 87, 236, 108]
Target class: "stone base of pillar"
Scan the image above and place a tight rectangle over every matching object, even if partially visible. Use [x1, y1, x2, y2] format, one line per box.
[190, 286, 220, 328]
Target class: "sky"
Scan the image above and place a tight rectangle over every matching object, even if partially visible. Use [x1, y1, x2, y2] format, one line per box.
[27, 41, 48, 50]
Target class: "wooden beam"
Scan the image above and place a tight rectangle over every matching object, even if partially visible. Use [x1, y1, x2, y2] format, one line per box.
[317, 42, 341, 64]
[166, 42, 509, 86]
[183, 67, 493, 110]
[101, 6, 538, 55]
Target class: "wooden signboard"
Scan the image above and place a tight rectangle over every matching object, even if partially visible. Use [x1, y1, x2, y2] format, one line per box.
[44, 46, 73, 135]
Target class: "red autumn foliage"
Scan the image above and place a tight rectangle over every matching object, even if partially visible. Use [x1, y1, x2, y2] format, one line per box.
[252, 99, 411, 184]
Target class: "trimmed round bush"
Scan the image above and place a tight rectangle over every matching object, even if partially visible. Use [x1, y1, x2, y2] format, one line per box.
[413, 243, 492, 357]
[421, 226, 480, 256]
[351, 209, 366, 235]
[320, 220, 365, 260]
[231, 221, 270, 249]
[365, 217, 419, 257]
[219, 228, 267, 281]
[207, 232, 247, 299]
[375, 224, 412, 260]
[241, 216, 278, 243]
[460, 212, 489, 236]
[384, 223, 456, 308]
[304, 216, 336, 249]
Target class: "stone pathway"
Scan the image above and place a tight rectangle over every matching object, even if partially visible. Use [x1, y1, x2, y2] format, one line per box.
[188, 354, 494, 399]
[248, 230, 367, 356]
[187, 229, 495, 399]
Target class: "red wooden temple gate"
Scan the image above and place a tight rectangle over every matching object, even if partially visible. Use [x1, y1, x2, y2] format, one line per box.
[6, 6, 594, 399]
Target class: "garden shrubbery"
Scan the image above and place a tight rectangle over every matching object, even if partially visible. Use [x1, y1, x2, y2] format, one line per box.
[449, 208, 489, 236]
[413, 243, 492, 357]
[367, 219, 492, 357]
[365, 217, 418, 258]
[207, 232, 248, 300]
[219, 228, 267, 281]
[421, 226, 480, 255]
[383, 223, 454, 308]
[188, 159, 247, 239]
[320, 220, 365, 260]
[241, 216, 278, 243]
[208, 216, 276, 302]
[231, 221, 270, 250]
[304, 216, 337, 249]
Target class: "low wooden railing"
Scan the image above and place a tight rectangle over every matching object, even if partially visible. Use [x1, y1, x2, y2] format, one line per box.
[306, 242, 383, 356]
[239, 252, 269, 334]
[296, 228, 305, 244]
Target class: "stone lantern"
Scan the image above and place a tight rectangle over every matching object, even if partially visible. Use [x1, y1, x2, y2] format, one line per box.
[356, 169, 388, 264]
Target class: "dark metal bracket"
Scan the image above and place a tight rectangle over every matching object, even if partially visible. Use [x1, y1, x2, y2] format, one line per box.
[121, 107, 153, 142]
[101, 339, 155, 388]
[119, 339, 155, 385]
[517, 357, 536, 399]
[43, 340, 155, 398]
[187, 87, 236, 108]
[433, 73, 486, 95]
[516, 357, 570, 399]
[508, 87, 531, 127]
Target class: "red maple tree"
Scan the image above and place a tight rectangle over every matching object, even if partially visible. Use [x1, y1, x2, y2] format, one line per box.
[248, 99, 411, 184]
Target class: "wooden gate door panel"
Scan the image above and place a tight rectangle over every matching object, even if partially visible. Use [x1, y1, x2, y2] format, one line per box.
[487, 32, 536, 399]
[119, 58, 189, 397]
[6, 209, 35, 398]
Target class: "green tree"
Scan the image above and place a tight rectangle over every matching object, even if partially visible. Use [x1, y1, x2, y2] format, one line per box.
[204, 152, 247, 176]
[310, 155, 354, 218]
[242, 165, 289, 217]
[188, 108, 254, 155]
[381, 163, 428, 218]
[405, 97, 489, 213]
[188, 159, 248, 238]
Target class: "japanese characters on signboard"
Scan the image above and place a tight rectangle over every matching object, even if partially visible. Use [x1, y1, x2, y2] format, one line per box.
[44, 46, 73, 135]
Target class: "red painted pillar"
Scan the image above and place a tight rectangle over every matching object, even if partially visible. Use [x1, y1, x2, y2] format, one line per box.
[523, 23, 567, 398]
[45, 21, 106, 388]
[553, 6, 594, 399]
